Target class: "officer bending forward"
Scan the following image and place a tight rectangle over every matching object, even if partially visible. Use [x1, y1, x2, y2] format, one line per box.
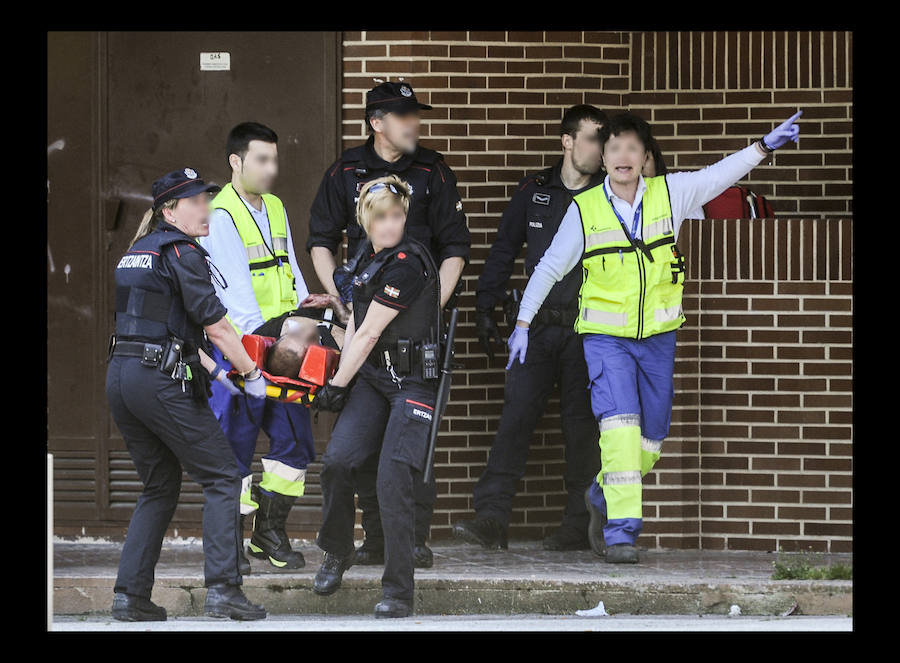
[107, 168, 268, 621]
[311, 175, 441, 619]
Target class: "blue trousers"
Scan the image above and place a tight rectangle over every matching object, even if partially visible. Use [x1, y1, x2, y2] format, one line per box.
[208, 345, 316, 506]
[582, 330, 677, 546]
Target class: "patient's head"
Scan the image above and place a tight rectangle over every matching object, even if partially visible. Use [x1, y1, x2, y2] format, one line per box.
[265, 334, 312, 378]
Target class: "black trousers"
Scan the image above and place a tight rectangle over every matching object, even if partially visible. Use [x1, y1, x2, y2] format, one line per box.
[356, 451, 435, 547]
[317, 362, 437, 602]
[106, 356, 243, 598]
[472, 322, 601, 531]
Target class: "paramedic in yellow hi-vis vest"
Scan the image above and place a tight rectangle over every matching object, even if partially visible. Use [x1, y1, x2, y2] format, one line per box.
[199, 122, 312, 572]
[509, 110, 802, 564]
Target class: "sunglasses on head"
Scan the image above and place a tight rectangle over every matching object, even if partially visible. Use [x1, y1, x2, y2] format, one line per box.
[367, 182, 402, 196]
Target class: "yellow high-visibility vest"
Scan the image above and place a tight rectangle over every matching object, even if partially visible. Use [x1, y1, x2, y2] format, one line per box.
[210, 183, 298, 334]
[573, 176, 686, 339]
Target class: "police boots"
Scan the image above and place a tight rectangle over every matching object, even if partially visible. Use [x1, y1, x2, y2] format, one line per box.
[248, 488, 306, 569]
[111, 592, 167, 622]
[238, 515, 252, 575]
[204, 583, 267, 620]
[452, 516, 508, 549]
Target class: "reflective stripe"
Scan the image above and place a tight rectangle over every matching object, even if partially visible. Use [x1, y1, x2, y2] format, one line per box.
[654, 305, 683, 323]
[586, 228, 629, 247]
[582, 308, 628, 328]
[272, 236, 288, 253]
[641, 437, 663, 453]
[259, 459, 307, 497]
[602, 470, 642, 485]
[643, 217, 673, 239]
[239, 474, 258, 515]
[600, 413, 641, 433]
[246, 244, 269, 261]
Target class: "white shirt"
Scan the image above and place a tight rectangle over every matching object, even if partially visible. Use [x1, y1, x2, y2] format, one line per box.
[199, 192, 309, 334]
[517, 143, 765, 324]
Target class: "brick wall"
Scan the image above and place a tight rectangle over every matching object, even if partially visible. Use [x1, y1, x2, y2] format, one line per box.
[339, 31, 853, 553]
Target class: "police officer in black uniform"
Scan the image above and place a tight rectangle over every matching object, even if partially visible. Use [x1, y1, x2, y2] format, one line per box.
[310, 175, 442, 618]
[106, 168, 268, 621]
[307, 80, 469, 568]
[452, 105, 608, 551]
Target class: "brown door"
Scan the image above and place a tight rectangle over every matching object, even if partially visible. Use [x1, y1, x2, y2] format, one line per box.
[48, 31, 341, 537]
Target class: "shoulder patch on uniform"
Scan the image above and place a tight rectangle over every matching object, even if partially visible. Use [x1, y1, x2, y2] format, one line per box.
[397, 252, 406, 259]
[455, 200, 463, 212]
[384, 285, 400, 298]
[532, 193, 551, 205]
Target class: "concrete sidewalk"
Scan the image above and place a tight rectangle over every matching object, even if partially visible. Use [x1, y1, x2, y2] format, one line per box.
[53, 541, 852, 618]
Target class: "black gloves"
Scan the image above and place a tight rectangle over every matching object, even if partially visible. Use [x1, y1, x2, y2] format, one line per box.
[475, 308, 504, 360]
[312, 381, 349, 412]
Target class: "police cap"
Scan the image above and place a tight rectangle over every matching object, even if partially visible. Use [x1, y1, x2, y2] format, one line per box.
[365, 81, 433, 116]
[151, 167, 221, 211]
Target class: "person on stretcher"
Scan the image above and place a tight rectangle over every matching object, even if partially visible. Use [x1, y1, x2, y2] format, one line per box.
[198, 295, 346, 386]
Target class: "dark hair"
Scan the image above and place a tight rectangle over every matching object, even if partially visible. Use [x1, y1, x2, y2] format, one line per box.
[646, 136, 668, 176]
[265, 335, 307, 379]
[226, 122, 278, 168]
[560, 104, 608, 138]
[597, 112, 653, 152]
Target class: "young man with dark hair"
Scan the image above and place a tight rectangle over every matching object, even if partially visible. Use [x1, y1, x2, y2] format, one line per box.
[453, 104, 608, 552]
[199, 121, 314, 572]
[508, 109, 802, 564]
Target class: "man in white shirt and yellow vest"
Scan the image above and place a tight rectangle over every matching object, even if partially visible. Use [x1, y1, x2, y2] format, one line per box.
[200, 122, 312, 571]
[509, 110, 802, 564]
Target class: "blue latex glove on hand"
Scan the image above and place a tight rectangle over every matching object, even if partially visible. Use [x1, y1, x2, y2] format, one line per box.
[505, 326, 529, 370]
[762, 110, 802, 150]
[243, 371, 268, 399]
[215, 368, 243, 396]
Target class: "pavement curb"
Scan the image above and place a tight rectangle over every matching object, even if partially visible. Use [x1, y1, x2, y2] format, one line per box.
[54, 575, 852, 617]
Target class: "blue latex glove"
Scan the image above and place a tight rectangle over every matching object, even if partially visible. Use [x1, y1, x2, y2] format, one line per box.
[210, 364, 242, 396]
[762, 110, 802, 150]
[505, 326, 529, 370]
[243, 371, 268, 399]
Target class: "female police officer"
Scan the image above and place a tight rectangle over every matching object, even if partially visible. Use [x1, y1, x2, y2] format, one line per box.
[310, 174, 441, 619]
[107, 167, 269, 621]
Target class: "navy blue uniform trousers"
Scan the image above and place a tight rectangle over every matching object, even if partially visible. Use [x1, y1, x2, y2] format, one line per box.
[317, 362, 437, 602]
[473, 322, 601, 532]
[106, 356, 244, 598]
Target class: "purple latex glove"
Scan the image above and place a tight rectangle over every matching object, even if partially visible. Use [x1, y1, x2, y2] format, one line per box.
[505, 326, 529, 370]
[762, 110, 802, 150]
[210, 363, 242, 396]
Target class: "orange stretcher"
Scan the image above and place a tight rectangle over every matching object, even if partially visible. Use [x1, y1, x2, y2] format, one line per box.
[227, 334, 340, 406]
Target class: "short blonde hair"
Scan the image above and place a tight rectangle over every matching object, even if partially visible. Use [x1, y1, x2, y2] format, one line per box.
[356, 175, 411, 236]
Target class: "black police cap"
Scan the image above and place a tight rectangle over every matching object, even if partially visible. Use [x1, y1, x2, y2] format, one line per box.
[151, 167, 221, 211]
[365, 81, 433, 115]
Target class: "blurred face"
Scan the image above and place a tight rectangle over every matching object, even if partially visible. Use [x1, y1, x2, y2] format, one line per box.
[232, 139, 279, 194]
[564, 119, 604, 176]
[368, 202, 407, 250]
[162, 193, 213, 237]
[281, 317, 321, 346]
[371, 110, 420, 155]
[601, 130, 650, 187]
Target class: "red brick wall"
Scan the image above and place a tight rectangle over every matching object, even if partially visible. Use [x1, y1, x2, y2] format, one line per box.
[339, 31, 853, 553]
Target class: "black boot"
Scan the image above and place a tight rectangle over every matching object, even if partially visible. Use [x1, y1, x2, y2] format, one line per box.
[313, 551, 354, 596]
[584, 485, 608, 558]
[238, 514, 251, 575]
[414, 543, 434, 568]
[374, 597, 413, 618]
[452, 516, 508, 549]
[248, 488, 305, 569]
[605, 543, 639, 564]
[111, 592, 167, 622]
[204, 583, 267, 620]
[542, 526, 591, 551]
[353, 538, 385, 566]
